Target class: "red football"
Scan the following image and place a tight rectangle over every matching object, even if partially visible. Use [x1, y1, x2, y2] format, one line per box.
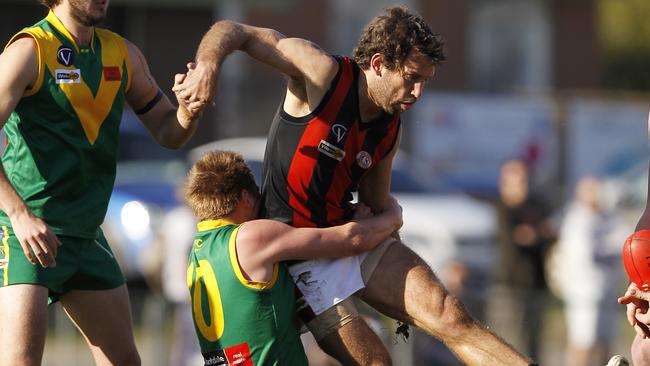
[623, 230, 650, 291]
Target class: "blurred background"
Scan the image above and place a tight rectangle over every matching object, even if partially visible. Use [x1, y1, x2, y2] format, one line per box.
[2, 0, 650, 365]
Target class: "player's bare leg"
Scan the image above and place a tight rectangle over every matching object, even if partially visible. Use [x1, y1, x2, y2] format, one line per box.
[61, 285, 140, 366]
[0, 284, 49, 366]
[317, 317, 391, 366]
[358, 241, 535, 366]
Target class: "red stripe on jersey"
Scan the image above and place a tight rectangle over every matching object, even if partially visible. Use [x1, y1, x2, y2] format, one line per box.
[371, 116, 401, 168]
[355, 116, 401, 197]
[325, 122, 366, 224]
[286, 58, 354, 227]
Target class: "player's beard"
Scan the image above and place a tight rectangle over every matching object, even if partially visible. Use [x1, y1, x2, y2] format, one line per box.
[69, 0, 106, 26]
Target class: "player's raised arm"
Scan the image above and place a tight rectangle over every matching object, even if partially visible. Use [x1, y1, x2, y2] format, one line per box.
[174, 20, 337, 107]
[0, 36, 61, 268]
[125, 40, 202, 149]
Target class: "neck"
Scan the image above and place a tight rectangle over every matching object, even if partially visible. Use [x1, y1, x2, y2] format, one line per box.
[358, 70, 384, 122]
[53, 5, 93, 46]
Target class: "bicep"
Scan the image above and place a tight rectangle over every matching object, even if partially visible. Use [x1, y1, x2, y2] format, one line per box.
[243, 27, 337, 86]
[0, 37, 38, 124]
[125, 40, 165, 113]
[251, 220, 353, 262]
[123, 40, 175, 134]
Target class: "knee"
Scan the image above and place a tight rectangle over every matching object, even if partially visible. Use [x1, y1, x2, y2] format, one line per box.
[428, 293, 476, 338]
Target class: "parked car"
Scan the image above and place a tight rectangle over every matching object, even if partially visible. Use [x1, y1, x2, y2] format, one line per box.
[188, 137, 497, 291]
[102, 159, 188, 284]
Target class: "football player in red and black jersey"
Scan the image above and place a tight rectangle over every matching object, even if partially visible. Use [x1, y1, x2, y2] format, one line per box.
[176, 6, 535, 366]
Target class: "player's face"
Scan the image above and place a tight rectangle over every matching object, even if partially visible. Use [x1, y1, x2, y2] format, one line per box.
[68, 0, 109, 26]
[377, 50, 435, 114]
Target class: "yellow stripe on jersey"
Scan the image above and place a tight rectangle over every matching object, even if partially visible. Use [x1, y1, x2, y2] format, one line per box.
[11, 11, 129, 145]
[2, 226, 10, 286]
[5, 31, 45, 97]
[228, 226, 280, 290]
[197, 219, 235, 232]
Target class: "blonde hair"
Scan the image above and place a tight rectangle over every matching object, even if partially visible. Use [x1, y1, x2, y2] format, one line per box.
[185, 150, 260, 221]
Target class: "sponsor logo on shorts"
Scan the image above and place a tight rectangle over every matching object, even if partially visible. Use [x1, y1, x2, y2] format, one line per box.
[318, 139, 345, 162]
[55, 69, 81, 84]
[331, 124, 348, 143]
[356, 151, 372, 169]
[57, 45, 75, 66]
[0, 259, 8, 269]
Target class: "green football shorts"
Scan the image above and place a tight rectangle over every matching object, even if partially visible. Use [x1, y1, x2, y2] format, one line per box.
[0, 225, 125, 302]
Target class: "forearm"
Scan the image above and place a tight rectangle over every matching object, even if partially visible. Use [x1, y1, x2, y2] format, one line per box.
[350, 213, 402, 250]
[155, 106, 200, 149]
[196, 20, 249, 66]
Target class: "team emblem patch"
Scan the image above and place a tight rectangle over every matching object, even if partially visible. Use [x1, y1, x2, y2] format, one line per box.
[103, 66, 121, 81]
[356, 151, 372, 169]
[318, 139, 346, 161]
[331, 123, 348, 143]
[57, 45, 75, 66]
[55, 69, 81, 84]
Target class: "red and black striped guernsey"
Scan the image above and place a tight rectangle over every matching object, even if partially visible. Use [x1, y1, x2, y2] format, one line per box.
[260, 56, 401, 228]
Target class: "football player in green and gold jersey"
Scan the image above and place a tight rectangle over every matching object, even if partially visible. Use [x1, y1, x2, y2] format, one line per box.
[0, 0, 204, 365]
[185, 151, 402, 366]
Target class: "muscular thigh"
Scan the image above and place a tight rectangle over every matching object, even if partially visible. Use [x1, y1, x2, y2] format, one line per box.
[358, 241, 449, 328]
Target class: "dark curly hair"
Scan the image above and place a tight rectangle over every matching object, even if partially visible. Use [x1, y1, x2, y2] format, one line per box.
[353, 6, 446, 70]
[38, 0, 62, 8]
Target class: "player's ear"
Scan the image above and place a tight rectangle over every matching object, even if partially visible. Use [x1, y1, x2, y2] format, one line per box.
[241, 190, 255, 209]
[370, 53, 384, 76]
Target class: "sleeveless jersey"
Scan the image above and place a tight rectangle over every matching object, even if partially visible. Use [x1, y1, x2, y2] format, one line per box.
[261, 56, 401, 228]
[187, 219, 308, 366]
[0, 11, 132, 238]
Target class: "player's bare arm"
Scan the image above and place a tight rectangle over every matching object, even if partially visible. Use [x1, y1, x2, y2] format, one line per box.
[125, 40, 201, 149]
[0, 36, 61, 269]
[174, 20, 338, 115]
[235, 197, 402, 282]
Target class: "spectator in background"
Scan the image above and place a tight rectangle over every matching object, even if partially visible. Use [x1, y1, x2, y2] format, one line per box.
[487, 159, 556, 360]
[557, 176, 627, 366]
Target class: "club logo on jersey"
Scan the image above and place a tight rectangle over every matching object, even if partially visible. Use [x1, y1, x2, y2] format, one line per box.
[57, 46, 75, 66]
[103, 66, 121, 81]
[55, 69, 81, 84]
[331, 124, 348, 143]
[356, 151, 372, 169]
[318, 140, 346, 162]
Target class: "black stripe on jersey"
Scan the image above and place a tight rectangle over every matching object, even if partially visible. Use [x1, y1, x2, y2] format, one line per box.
[347, 116, 398, 201]
[260, 58, 345, 224]
[304, 63, 359, 226]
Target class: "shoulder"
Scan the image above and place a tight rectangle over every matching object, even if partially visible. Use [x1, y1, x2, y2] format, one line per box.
[237, 219, 291, 244]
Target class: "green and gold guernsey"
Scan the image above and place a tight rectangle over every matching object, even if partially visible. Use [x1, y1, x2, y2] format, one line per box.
[187, 219, 309, 366]
[0, 11, 132, 238]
